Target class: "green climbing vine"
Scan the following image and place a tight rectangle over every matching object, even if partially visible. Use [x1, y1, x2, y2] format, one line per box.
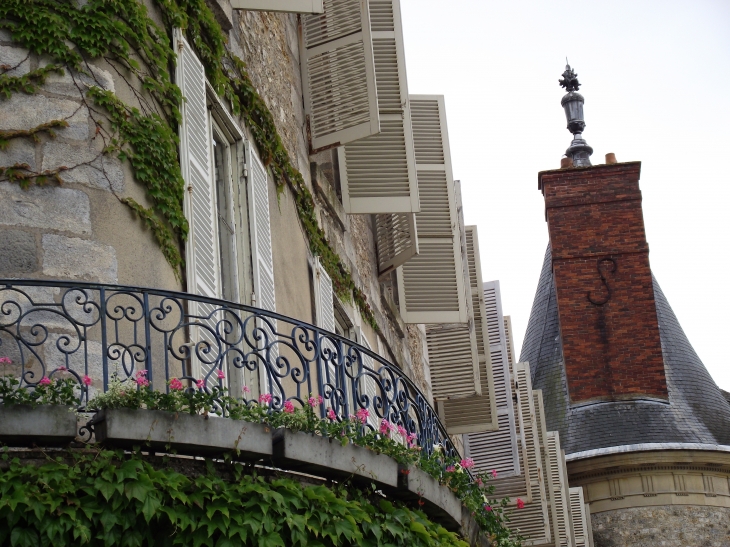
[0, 448, 477, 547]
[0, 0, 377, 328]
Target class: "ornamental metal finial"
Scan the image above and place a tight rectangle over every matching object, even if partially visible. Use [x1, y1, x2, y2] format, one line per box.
[559, 61, 593, 167]
[559, 60, 581, 92]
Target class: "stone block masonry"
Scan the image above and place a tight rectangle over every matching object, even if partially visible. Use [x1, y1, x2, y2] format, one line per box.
[538, 162, 667, 403]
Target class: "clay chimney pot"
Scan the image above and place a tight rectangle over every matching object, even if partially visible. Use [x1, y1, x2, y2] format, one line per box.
[560, 156, 574, 169]
[605, 152, 617, 164]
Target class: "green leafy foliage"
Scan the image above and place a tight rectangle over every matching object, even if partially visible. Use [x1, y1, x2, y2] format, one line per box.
[0, 376, 79, 407]
[0, 449, 474, 547]
[0, 64, 65, 98]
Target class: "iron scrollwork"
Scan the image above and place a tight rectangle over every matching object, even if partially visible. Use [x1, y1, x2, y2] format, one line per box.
[0, 279, 458, 458]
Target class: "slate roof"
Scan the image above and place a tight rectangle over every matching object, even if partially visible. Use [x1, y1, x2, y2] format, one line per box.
[519, 246, 730, 455]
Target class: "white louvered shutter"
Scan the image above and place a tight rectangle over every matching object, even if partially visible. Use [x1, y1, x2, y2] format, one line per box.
[230, 0, 324, 13]
[338, 0, 418, 214]
[547, 432, 574, 547]
[504, 315, 516, 367]
[301, 0, 379, 151]
[503, 362, 551, 546]
[534, 390, 558, 547]
[464, 280, 520, 476]
[313, 257, 340, 397]
[585, 504, 594, 547]
[436, 220, 496, 432]
[354, 326, 379, 428]
[374, 213, 418, 275]
[247, 142, 279, 394]
[569, 488, 590, 547]
[396, 96, 466, 324]
[175, 29, 224, 380]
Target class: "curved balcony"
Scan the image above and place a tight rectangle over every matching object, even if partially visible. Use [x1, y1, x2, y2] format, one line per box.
[0, 279, 458, 458]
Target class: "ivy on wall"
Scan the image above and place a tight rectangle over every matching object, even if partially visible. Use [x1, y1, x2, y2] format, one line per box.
[0, 0, 377, 328]
[0, 449, 472, 547]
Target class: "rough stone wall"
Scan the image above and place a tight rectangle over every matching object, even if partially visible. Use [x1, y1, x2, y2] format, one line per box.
[591, 505, 730, 547]
[0, 30, 178, 290]
[539, 162, 667, 404]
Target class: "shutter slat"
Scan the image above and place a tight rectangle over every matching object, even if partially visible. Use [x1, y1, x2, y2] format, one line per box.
[397, 95, 467, 324]
[302, 0, 379, 150]
[570, 487, 590, 547]
[339, 0, 418, 214]
[375, 213, 418, 275]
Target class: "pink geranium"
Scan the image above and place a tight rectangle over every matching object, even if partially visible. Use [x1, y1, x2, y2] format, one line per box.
[0, 357, 11, 364]
[259, 393, 272, 404]
[216, 369, 225, 380]
[406, 433, 417, 447]
[39, 377, 51, 386]
[283, 400, 295, 414]
[327, 408, 337, 421]
[169, 378, 184, 391]
[484, 505, 492, 512]
[57, 366, 67, 372]
[355, 408, 369, 424]
[242, 385, 251, 394]
[516, 498, 525, 509]
[475, 477, 483, 486]
[195, 379, 205, 389]
[397, 425, 407, 437]
[82, 375, 92, 386]
[445, 465, 456, 473]
[491, 469, 498, 479]
[379, 419, 394, 436]
[308, 395, 323, 408]
[460, 458, 475, 470]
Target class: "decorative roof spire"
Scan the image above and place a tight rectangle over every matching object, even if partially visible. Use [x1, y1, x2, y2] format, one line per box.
[560, 62, 593, 167]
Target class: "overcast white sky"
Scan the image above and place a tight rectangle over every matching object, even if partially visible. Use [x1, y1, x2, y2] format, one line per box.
[400, 0, 730, 390]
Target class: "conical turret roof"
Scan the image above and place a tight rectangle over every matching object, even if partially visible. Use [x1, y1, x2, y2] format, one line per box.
[520, 246, 730, 456]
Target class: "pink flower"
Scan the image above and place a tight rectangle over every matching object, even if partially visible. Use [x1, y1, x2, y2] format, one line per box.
[355, 408, 370, 424]
[446, 465, 456, 473]
[460, 458, 475, 470]
[134, 370, 148, 378]
[475, 478, 483, 486]
[379, 419, 393, 436]
[516, 498, 525, 509]
[491, 469, 498, 479]
[308, 395, 323, 408]
[0, 357, 12, 364]
[39, 377, 51, 386]
[327, 408, 337, 421]
[406, 433, 417, 447]
[397, 425, 407, 437]
[216, 369, 225, 380]
[259, 393, 272, 404]
[195, 379, 205, 389]
[284, 400, 295, 414]
[134, 377, 150, 387]
[57, 366, 67, 372]
[82, 375, 92, 386]
[242, 385, 251, 394]
[169, 378, 184, 391]
[484, 505, 492, 512]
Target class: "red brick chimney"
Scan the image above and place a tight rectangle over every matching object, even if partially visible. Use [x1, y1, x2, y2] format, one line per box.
[538, 161, 668, 404]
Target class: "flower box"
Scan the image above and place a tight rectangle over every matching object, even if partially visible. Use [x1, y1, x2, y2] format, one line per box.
[395, 464, 463, 531]
[92, 408, 273, 460]
[0, 405, 78, 446]
[272, 429, 399, 491]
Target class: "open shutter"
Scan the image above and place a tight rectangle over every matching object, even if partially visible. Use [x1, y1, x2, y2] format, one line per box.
[547, 431, 574, 547]
[464, 280, 520, 476]
[248, 141, 280, 395]
[338, 0, 418, 214]
[230, 0, 324, 13]
[396, 95, 466, 324]
[374, 213, 418, 275]
[504, 315, 516, 367]
[314, 257, 343, 403]
[569, 488, 590, 547]
[175, 29, 223, 380]
[503, 362, 551, 546]
[301, 0, 379, 151]
[534, 390, 559, 547]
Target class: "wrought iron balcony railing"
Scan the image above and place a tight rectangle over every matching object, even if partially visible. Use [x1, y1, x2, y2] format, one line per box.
[0, 280, 457, 457]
